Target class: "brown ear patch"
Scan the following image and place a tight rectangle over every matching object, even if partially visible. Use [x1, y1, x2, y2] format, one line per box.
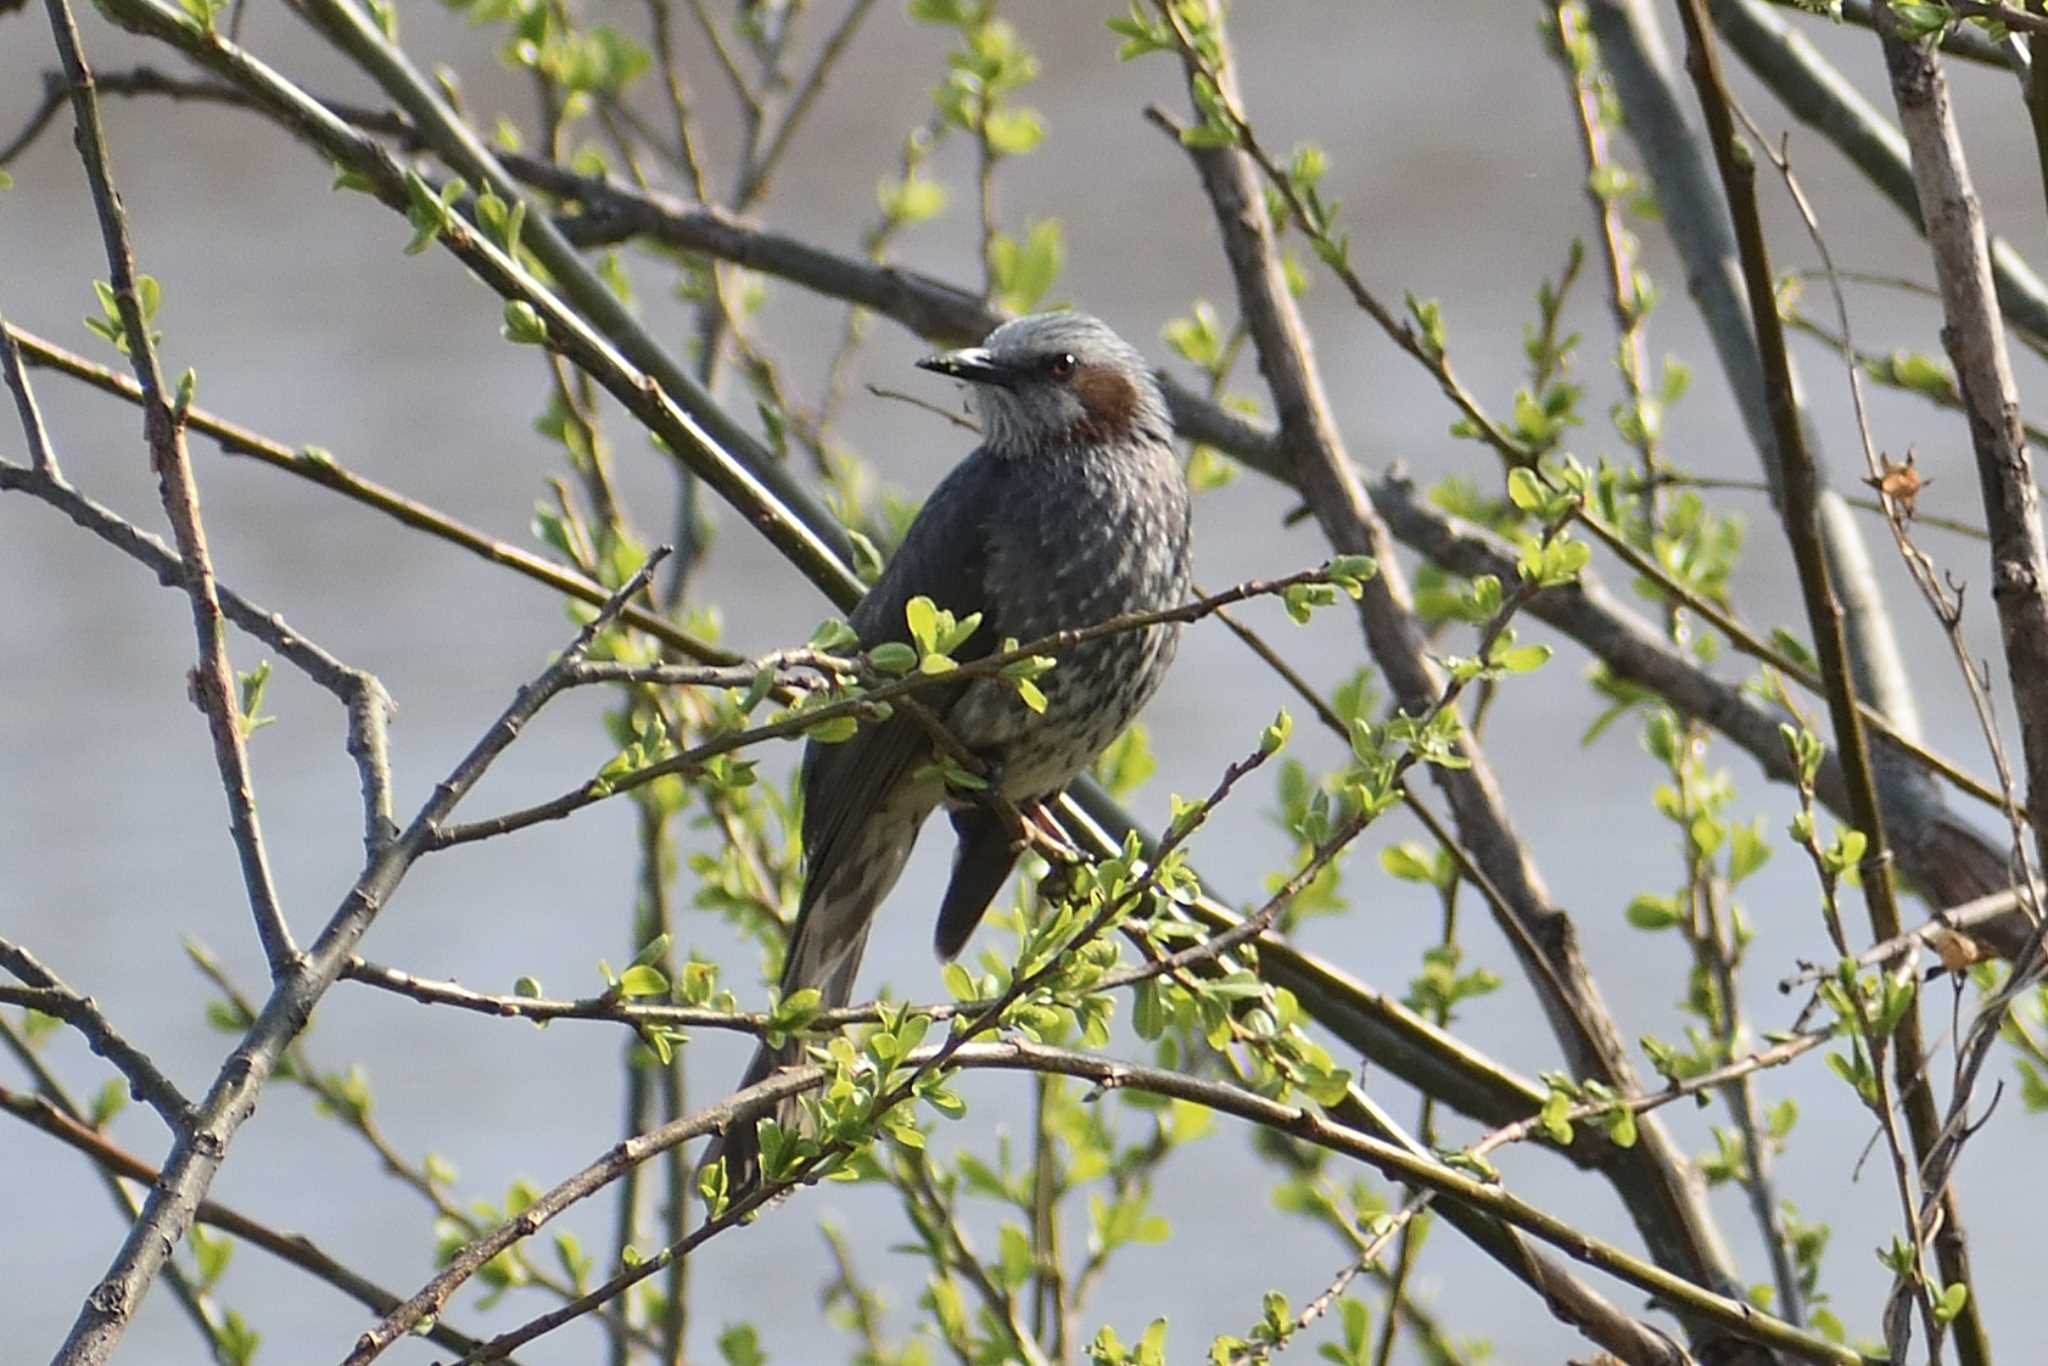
[1068, 363, 1139, 444]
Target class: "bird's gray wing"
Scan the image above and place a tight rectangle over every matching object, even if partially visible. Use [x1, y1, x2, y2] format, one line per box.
[794, 449, 1009, 926]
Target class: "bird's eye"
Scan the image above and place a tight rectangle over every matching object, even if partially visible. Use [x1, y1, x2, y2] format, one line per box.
[1046, 352, 1077, 379]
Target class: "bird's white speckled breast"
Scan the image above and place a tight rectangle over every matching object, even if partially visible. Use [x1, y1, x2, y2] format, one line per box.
[945, 437, 1191, 798]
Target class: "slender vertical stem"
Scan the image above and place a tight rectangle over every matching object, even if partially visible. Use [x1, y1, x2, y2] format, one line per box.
[42, 0, 295, 975]
[1673, 4, 1989, 1360]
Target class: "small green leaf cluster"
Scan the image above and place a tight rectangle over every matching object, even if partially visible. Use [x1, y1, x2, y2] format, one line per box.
[1780, 1202, 1845, 1340]
[1514, 529, 1592, 590]
[701, 1006, 964, 1216]
[1208, 1289, 1301, 1363]
[442, 0, 651, 113]
[1866, 347, 1956, 401]
[210, 1311, 260, 1366]
[1644, 490, 1743, 615]
[83, 276, 162, 357]
[1443, 626, 1552, 685]
[1279, 555, 1375, 623]
[1693, 1100, 1797, 1187]
[1126, 924, 1352, 1110]
[1162, 299, 1228, 375]
[1086, 1317, 1168, 1366]
[1353, 706, 1468, 811]
[987, 220, 1064, 316]
[1261, 673, 1377, 925]
[946, 838, 1176, 1046]
[1888, 1, 1957, 41]
[1535, 1071, 1639, 1149]
[1876, 1234, 1970, 1325]
[876, 168, 947, 228]
[310, 1063, 374, 1125]
[401, 173, 469, 256]
[914, 1, 1046, 151]
[174, 0, 228, 36]
[590, 708, 683, 799]
[901, 594, 984, 674]
[1160, 302, 1249, 491]
[1402, 943, 1502, 1024]
[1612, 356, 1690, 455]
[235, 660, 276, 738]
[1407, 294, 1447, 364]
[1508, 295, 1585, 456]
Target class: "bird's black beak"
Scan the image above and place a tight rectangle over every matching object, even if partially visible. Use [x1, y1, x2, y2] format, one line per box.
[916, 346, 1017, 389]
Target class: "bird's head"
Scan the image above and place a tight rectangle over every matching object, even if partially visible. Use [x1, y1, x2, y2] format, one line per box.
[917, 312, 1172, 454]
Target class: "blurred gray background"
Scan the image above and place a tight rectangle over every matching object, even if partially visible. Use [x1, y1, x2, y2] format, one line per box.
[4, 1, 2046, 1360]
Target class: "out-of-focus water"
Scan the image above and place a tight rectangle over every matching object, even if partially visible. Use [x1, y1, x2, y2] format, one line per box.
[4, 2, 2046, 1361]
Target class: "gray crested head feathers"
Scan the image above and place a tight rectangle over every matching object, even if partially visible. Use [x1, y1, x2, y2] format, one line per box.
[917, 311, 1173, 455]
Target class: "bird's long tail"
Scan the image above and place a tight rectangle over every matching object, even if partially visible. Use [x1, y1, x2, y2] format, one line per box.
[698, 850, 892, 1192]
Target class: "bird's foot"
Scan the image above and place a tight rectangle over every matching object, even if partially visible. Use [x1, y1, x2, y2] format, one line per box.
[1016, 796, 1083, 864]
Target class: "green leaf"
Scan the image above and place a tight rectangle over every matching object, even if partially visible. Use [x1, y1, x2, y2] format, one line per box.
[983, 106, 1046, 155]
[1324, 553, 1376, 597]
[502, 299, 548, 346]
[1728, 819, 1771, 885]
[717, 1321, 766, 1366]
[1539, 1087, 1575, 1144]
[868, 641, 918, 675]
[1491, 642, 1551, 674]
[1506, 466, 1546, 511]
[1261, 708, 1293, 755]
[213, 1310, 260, 1366]
[878, 172, 947, 224]
[1625, 894, 1680, 931]
[235, 659, 275, 736]
[988, 219, 1064, 313]
[808, 617, 860, 653]
[189, 1225, 231, 1288]
[805, 713, 861, 743]
[1378, 843, 1436, 884]
[90, 1078, 128, 1129]
[905, 596, 940, 653]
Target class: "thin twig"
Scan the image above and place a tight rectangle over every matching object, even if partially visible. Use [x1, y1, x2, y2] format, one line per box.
[428, 563, 1370, 848]
[0, 457, 396, 857]
[1674, 3, 1967, 1355]
[0, 310, 60, 476]
[362, 1039, 1862, 1366]
[42, 0, 296, 974]
[1151, 0, 1748, 1308]
[6, 323, 737, 672]
[48, 550, 667, 1365]
[0, 1080, 511, 1361]
[0, 944, 192, 1130]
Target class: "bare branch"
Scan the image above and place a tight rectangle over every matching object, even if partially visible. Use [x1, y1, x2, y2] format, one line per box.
[0, 457, 395, 857]
[48, 551, 666, 1365]
[0, 945, 192, 1130]
[1873, 3, 2048, 877]
[1150, 0, 1751, 1310]
[41, 0, 295, 974]
[0, 1081, 511, 1362]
